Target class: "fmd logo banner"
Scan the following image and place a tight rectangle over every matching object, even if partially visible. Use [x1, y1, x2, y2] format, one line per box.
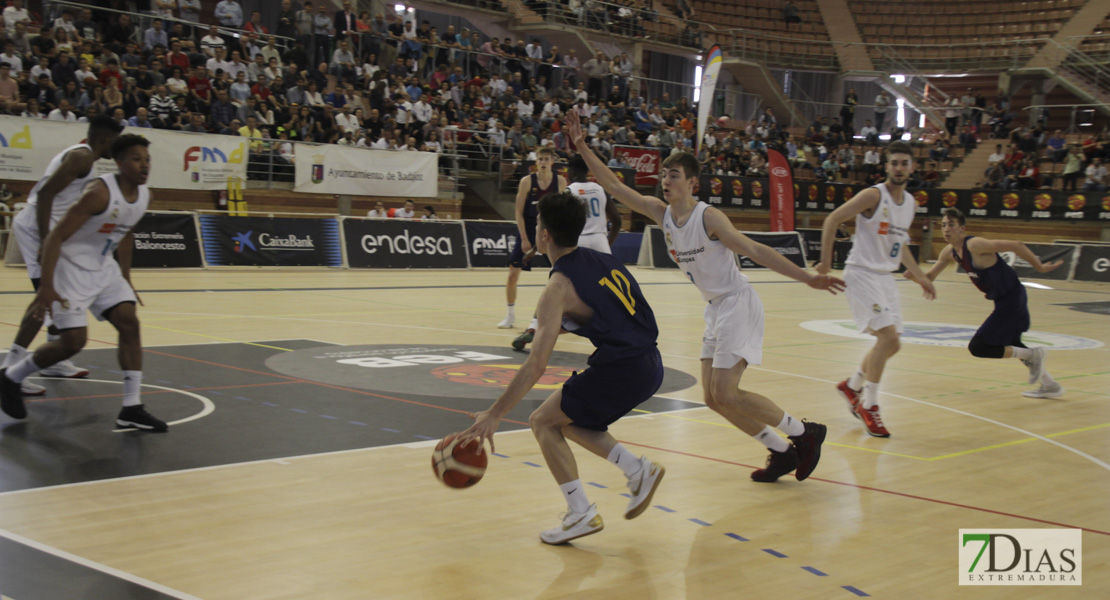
[959, 529, 1081, 586]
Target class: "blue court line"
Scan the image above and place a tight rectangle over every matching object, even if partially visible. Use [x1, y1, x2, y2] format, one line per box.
[492, 452, 510, 458]
[842, 586, 870, 597]
[208, 391, 222, 395]
[180, 385, 195, 389]
[620, 492, 632, 498]
[654, 505, 676, 513]
[587, 482, 607, 488]
[725, 533, 748, 542]
[688, 518, 711, 526]
[234, 396, 250, 400]
[262, 402, 278, 407]
[155, 379, 172, 384]
[413, 435, 435, 440]
[349, 421, 368, 426]
[522, 462, 544, 468]
[801, 566, 827, 576]
[320, 415, 338, 420]
[762, 549, 788, 558]
[289, 408, 308, 414]
[380, 428, 400, 433]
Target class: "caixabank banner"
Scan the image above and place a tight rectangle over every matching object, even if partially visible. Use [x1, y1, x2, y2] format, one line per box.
[344, 218, 468, 268]
[199, 215, 342, 266]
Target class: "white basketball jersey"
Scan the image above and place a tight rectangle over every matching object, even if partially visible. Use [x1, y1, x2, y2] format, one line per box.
[846, 183, 915, 273]
[28, 143, 97, 224]
[60, 174, 149, 271]
[568, 181, 608, 237]
[662, 202, 749, 302]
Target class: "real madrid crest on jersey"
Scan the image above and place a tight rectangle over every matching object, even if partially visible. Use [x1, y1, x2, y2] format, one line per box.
[110, 208, 120, 220]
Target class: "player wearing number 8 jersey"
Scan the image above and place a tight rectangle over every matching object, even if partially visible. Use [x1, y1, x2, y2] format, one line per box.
[818, 141, 936, 437]
[462, 191, 665, 545]
[0, 135, 166, 432]
[565, 111, 844, 485]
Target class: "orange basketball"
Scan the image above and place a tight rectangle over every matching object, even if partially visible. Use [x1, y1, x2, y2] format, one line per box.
[431, 434, 488, 489]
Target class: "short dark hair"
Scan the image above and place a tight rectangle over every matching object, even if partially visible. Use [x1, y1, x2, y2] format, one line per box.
[942, 207, 966, 226]
[87, 114, 124, 141]
[887, 141, 913, 159]
[567, 155, 588, 181]
[538, 191, 586, 248]
[111, 133, 150, 160]
[662, 151, 699, 178]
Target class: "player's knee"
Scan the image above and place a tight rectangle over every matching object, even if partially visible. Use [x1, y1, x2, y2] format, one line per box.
[707, 378, 733, 411]
[529, 406, 556, 431]
[967, 337, 1003, 359]
[59, 330, 86, 355]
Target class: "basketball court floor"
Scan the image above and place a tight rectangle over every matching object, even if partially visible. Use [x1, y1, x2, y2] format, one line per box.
[0, 264, 1106, 599]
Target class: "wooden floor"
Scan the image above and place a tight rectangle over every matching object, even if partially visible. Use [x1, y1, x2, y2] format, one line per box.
[0, 264, 1107, 599]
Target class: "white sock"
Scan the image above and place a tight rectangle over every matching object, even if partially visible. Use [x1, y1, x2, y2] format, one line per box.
[6, 355, 42, 383]
[848, 370, 866, 391]
[777, 413, 805, 437]
[1012, 347, 1033, 360]
[1, 344, 27, 369]
[754, 426, 790, 452]
[861, 380, 880, 409]
[607, 443, 643, 477]
[528, 317, 538, 331]
[122, 371, 142, 407]
[1041, 372, 1058, 387]
[559, 479, 590, 514]
[506, 304, 515, 317]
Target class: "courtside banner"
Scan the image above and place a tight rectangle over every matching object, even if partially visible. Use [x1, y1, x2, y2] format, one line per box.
[1073, 245, 1110, 283]
[768, 149, 794, 231]
[344, 218, 468, 268]
[737, 232, 806, 270]
[464, 221, 551, 268]
[293, 144, 437, 197]
[130, 212, 203, 268]
[0, 116, 116, 181]
[199, 215, 342, 266]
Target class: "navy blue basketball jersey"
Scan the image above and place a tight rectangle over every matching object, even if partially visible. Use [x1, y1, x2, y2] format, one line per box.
[524, 172, 558, 223]
[550, 247, 659, 365]
[954, 236, 1021, 300]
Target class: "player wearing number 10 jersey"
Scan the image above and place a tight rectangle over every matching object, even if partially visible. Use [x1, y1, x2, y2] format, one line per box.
[565, 111, 843, 486]
[818, 141, 937, 438]
[462, 191, 666, 545]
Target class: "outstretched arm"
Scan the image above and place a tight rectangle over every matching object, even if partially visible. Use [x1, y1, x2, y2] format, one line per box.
[459, 274, 569, 452]
[817, 187, 880, 274]
[900, 244, 936, 299]
[909, 243, 955, 282]
[704, 206, 845, 294]
[565, 110, 667, 225]
[966, 237, 1064, 273]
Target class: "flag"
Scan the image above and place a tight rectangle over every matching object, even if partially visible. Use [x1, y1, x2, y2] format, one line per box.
[696, 46, 723, 154]
[768, 149, 795, 231]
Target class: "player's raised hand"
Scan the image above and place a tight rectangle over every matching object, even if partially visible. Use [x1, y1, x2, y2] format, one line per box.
[460, 410, 499, 454]
[807, 273, 846, 294]
[1036, 259, 1064, 273]
[565, 111, 586, 149]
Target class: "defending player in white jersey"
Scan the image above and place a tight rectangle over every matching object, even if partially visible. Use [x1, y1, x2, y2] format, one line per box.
[1, 135, 167, 432]
[1, 116, 124, 395]
[566, 111, 845, 483]
[817, 141, 936, 438]
[512, 155, 621, 350]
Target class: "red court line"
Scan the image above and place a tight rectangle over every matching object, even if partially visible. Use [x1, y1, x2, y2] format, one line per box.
[13, 329, 1099, 535]
[25, 380, 301, 404]
[620, 441, 1110, 537]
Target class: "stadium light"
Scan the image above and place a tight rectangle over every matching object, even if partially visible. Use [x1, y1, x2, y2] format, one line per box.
[694, 65, 702, 103]
[394, 3, 405, 12]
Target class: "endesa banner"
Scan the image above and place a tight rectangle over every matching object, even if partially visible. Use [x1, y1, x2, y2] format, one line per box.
[464, 221, 551, 268]
[294, 144, 437, 197]
[344, 218, 468, 268]
[130, 212, 203, 268]
[612, 145, 660, 186]
[1073, 245, 1110, 283]
[198, 215, 342, 266]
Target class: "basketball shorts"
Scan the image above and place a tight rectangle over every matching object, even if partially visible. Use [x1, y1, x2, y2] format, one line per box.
[560, 347, 664, 431]
[844, 265, 903, 335]
[12, 207, 43, 280]
[508, 222, 538, 270]
[576, 232, 611, 253]
[701, 285, 764, 369]
[50, 257, 137, 330]
[977, 287, 1030, 347]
